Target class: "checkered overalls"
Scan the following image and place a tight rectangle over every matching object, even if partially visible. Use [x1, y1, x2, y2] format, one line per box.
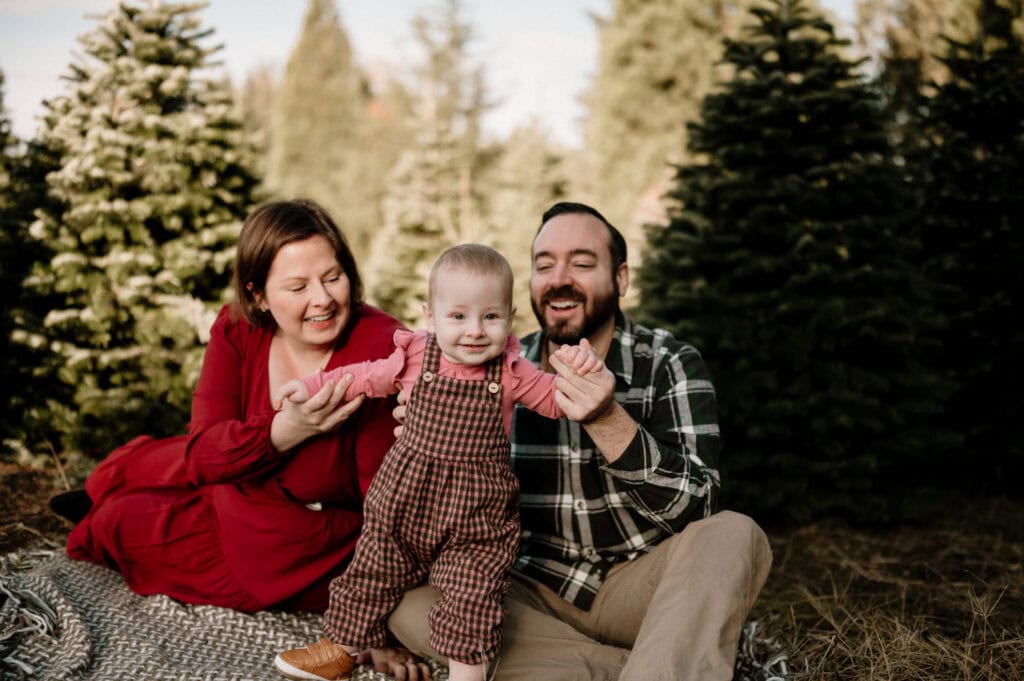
[324, 334, 520, 665]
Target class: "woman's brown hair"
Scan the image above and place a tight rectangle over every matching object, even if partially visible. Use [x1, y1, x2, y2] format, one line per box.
[232, 199, 364, 328]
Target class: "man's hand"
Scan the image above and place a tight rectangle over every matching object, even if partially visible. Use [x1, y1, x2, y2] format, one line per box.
[355, 646, 431, 681]
[549, 352, 615, 423]
[549, 352, 637, 464]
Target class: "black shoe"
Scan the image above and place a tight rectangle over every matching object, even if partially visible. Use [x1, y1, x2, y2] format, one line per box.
[49, 489, 93, 523]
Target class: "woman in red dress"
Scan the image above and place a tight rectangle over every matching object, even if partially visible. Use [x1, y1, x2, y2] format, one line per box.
[59, 199, 404, 615]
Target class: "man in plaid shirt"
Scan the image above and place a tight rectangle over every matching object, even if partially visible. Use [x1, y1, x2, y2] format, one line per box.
[391, 202, 772, 681]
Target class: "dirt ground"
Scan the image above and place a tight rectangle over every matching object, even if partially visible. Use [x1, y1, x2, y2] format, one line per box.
[0, 462, 71, 554]
[2, 462, 1022, 680]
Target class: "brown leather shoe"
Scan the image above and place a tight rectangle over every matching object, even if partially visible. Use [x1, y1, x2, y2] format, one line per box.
[274, 637, 354, 681]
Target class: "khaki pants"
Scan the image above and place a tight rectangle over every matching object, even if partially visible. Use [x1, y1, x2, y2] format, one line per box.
[389, 511, 773, 681]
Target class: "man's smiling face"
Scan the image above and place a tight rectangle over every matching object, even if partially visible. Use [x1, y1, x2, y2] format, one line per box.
[530, 212, 624, 345]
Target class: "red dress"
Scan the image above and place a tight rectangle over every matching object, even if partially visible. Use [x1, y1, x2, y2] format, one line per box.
[66, 304, 404, 612]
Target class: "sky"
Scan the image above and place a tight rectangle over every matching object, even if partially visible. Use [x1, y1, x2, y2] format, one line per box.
[0, 0, 855, 148]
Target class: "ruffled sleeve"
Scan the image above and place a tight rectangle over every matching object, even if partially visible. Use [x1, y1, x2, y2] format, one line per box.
[392, 328, 421, 350]
[502, 334, 523, 372]
[506, 334, 563, 420]
[301, 333, 415, 402]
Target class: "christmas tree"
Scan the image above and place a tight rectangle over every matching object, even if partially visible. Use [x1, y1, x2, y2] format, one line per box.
[268, 0, 404, 262]
[636, 0, 951, 522]
[913, 0, 1024, 491]
[1, 72, 71, 460]
[479, 123, 570, 334]
[0, 69, 28, 455]
[584, 0, 756, 264]
[365, 0, 492, 326]
[29, 1, 260, 457]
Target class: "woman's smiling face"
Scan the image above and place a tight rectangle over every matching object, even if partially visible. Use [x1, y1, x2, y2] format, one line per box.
[255, 235, 351, 351]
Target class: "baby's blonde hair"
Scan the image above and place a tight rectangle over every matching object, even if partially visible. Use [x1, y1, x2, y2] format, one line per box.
[428, 243, 514, 306]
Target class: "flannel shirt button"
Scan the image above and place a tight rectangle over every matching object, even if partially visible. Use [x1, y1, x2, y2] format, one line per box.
[582, 548, 597, 560]
[422, 371, 434, 382]
[573, 499, 586, 511]
[487, 382, 500, 394]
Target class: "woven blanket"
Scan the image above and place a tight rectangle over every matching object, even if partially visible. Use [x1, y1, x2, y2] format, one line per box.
[0, 551, 449, 681]
[1, 551, 788, 680]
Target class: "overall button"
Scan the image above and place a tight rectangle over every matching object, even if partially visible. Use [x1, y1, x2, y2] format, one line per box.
[422, 371, 434, 382]
[487, 382, 500, 394]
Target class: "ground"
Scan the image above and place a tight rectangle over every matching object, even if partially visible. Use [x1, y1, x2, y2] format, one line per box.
[2, 462, 1022, 680]
[0, 462, 70, 555]
[749, 495, 1023, 680]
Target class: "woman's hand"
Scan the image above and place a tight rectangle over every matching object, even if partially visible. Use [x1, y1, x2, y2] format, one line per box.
[270, 374, 365, 451]
[355, 646, 431, 681]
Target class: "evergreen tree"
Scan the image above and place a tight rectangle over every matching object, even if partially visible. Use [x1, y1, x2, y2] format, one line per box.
[234, 62, 277, 181]
[912, 0, 1024, 492]
[268, 0, 404, 262]
[0, 73, 69, 460]
[0, 70, 12, 190]
[636, 0, 951, 523]
[584, 0, 755, 264]
[29, 1, 260, 458]
[0, 71, 16, 366]
[0, 69, 24, 454]
[941, 0, 1024, 50]
[855, 0, 951, 85]
[855, 0, 954, 154]
[360, 64, 417, 252]
[366, 0, 491, 326]
[480, 123, 570, 334]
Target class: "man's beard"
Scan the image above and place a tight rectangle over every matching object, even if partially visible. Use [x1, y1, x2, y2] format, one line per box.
[531, 284, 619, 345]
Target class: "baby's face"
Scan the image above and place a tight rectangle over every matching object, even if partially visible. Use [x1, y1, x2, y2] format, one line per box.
[426, 268, 513, 366]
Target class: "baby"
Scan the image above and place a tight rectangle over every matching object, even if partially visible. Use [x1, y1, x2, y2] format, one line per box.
[274, 244, 605, 681]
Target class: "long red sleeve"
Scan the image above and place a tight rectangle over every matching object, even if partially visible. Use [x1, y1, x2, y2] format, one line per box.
[185, 309, 283, 485]
[68, 304, 407, 612]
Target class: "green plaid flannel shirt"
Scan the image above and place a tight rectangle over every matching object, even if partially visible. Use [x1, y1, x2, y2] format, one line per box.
[511, 313, 721, 610]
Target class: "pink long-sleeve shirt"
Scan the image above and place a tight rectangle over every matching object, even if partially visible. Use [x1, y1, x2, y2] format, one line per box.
[303, 329, 564, 433]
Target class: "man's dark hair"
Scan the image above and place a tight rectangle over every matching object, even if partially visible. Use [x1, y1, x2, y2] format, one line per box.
[538, 201, 628, 272]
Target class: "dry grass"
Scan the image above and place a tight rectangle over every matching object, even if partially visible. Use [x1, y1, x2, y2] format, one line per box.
[752, 496, 1024, 680]
[3, 463, 1022, 680]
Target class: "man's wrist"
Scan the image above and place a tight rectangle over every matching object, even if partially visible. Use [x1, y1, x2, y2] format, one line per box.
[580, 398, 617, 425]
[581, 401, 637, 465]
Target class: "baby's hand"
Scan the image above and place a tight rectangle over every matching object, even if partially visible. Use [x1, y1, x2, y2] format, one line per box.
[553, 338, 604, 376]
[272, 379, 312, 411]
